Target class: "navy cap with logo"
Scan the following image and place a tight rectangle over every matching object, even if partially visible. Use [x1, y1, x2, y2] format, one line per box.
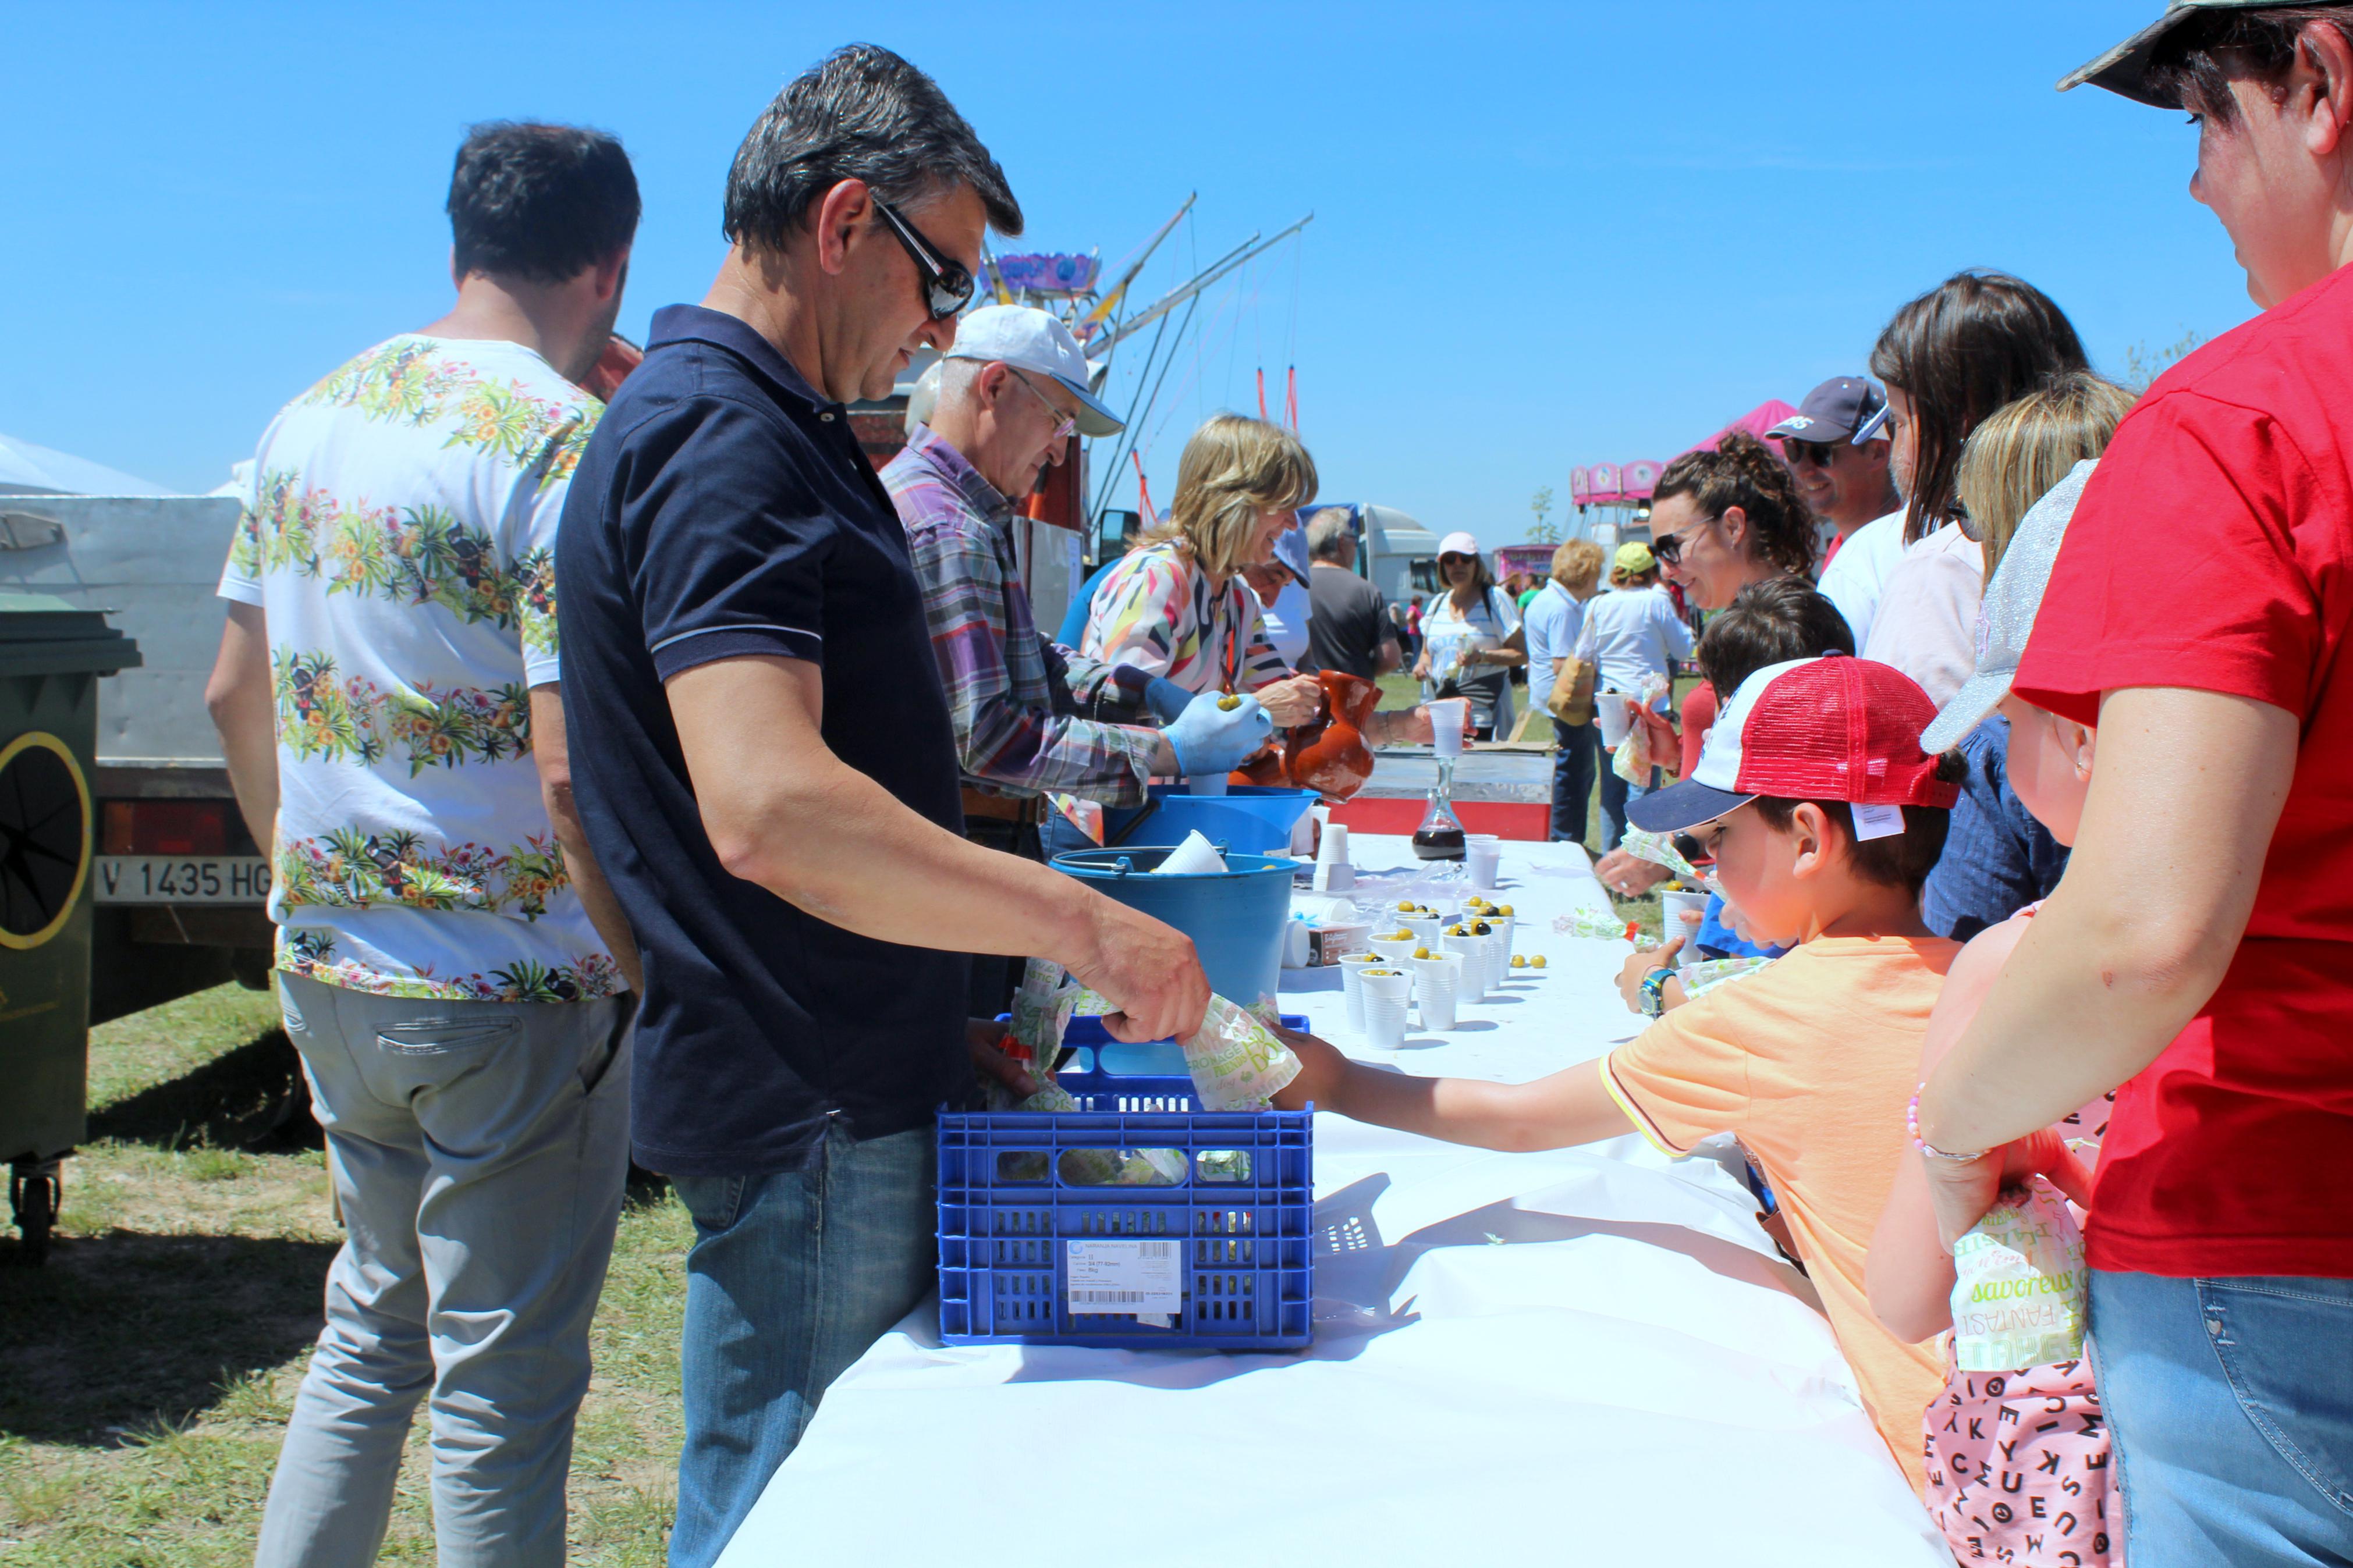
[1764, 377, 1889, 447]
[2059, 1, 2343, 108]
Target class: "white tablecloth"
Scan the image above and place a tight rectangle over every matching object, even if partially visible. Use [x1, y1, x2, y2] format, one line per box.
[719, 836, 1947, 1566]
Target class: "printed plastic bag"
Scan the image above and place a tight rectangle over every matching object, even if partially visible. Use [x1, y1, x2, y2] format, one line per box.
[1620, 826, 1704, 883]
[1681, 955, 1774, 999]
[1949, 1177, 2088, 1372]
[1552, 906, 1648, 945]
[1179, 994, 1303, 1111]
[1610, 673, 1673, 784]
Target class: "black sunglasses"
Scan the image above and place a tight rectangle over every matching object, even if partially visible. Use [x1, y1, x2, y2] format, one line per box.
[872, 194, 975, 321]
[1780, 438, 1839, 468]
[1649, 521, 1707, 566]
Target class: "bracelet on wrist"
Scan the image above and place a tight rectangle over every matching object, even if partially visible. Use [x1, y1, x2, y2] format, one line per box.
[1907, 1083, 1992, 1163]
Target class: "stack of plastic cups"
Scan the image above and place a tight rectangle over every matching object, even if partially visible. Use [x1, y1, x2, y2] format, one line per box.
[1314, 822, 1354, 893]
[1465, 833, 1502, 890]
[1359, 966, 1412, 1050]
[1409, 950, 1463, 1031]
[1443, 927, 1485, 1007]
[1339, 952, 1380, 1033]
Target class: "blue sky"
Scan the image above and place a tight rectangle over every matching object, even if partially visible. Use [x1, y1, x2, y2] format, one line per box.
[3, 1, 2252, 546]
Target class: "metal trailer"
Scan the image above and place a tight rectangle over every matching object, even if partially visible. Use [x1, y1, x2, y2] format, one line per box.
[0, 592, 141, 1259]
[0, 492, 272, 1026]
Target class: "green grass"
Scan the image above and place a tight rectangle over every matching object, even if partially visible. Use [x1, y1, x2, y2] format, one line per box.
[0, 984, 690, 1566]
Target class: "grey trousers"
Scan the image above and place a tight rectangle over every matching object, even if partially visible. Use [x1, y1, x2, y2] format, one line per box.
[254, 972, 632, 1568]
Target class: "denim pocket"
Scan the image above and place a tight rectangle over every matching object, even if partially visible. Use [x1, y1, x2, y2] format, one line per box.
[673, 1172, 748, 1234]
[2198, 1275, 2353, 1518]
[374, 1017, 520, 1057]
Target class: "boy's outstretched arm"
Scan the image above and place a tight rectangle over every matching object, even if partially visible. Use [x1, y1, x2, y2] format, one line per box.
[1271, 1025, 1635, 1152]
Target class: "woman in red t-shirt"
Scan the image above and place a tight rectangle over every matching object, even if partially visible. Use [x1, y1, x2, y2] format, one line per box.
[1917, 14, 2353, 1566]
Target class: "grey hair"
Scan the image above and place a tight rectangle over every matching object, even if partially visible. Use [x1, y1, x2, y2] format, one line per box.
[724, 44, 1023, 251]
[1305, 508, 1355, 561]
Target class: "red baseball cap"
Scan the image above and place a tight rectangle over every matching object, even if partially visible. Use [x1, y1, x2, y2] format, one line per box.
[1628, 655, 1957, 834]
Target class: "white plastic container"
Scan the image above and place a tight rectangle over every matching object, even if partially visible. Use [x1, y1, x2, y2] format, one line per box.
[1409, 951, 1463, 1031]
[1338, 952, 1380, 1032]
[1358, 968, 1412, 1050]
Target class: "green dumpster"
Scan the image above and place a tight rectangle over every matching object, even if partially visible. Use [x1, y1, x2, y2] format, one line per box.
[0, 592, 140, 1261]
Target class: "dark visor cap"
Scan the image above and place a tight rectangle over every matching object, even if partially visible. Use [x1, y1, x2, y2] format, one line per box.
[2057, 0, 2338, 108]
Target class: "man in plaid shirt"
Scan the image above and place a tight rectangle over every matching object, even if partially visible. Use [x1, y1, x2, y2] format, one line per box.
[885, 307, 1272, 1009]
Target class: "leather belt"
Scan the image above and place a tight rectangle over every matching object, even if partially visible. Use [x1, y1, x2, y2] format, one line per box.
[960, 788, 1047, 825]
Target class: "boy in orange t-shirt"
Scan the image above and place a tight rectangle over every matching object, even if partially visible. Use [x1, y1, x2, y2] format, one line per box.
[1277, 655, 1961, 1492]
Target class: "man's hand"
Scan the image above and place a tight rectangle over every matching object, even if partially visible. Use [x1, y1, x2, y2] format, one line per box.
[1632, 703, 1681, 777]
[1615, 938, 1684, 1012]
[1255, 674, 1323, 728]
[1594, 848, 1670, 897]
[1267, 1021, 1348, 1112]
[1061, 897, 1213, 1045]
[1163, 690, 1275, 777]
[967, 1016, 1039, 1100]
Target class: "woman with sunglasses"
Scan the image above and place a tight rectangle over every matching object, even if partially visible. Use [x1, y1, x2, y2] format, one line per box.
[1412, 533, 1527, 741]
[1593, 433, 1816, 895]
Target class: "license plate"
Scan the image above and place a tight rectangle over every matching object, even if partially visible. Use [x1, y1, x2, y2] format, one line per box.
[94, 856, 272, 904]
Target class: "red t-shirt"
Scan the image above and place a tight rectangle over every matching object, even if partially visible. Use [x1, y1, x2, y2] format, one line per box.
[2014, 261, 2353, 1279]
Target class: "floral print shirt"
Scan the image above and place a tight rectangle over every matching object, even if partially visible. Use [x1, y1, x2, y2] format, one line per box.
[1079, 540, 1291, 695]
[217, 335, 620, 1003]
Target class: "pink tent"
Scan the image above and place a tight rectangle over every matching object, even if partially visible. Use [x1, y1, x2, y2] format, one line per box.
[1677, 399, 1801, 458]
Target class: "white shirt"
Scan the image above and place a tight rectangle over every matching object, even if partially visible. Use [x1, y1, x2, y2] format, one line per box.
[1816, 509, 1910, 652]
[1861, 521, 1985, 709]
[219, 335, 619, 1003]
[1519, 580, 1587, 710]
[1573, 584, 1694, 699]
[1422, 585, 1522, 731]
[1256, 579, 1314, 668]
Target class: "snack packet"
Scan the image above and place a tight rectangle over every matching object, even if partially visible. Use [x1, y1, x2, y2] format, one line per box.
[1680, 955, 1775, 1000]
[1610, 673, 1673, 784]
[1553, 906, 1649, 945]
[1179, 994, 1303, 1111]
[1619, 826, 1704, 882]
[1949, 1177, 2088, 1372]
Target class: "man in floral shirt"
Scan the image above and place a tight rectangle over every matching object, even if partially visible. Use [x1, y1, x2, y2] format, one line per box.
[205, 123, 641, 1567]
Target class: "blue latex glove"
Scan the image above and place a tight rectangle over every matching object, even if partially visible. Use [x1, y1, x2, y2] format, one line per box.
[1142, 675, 1196, 725]
[1163, 691, 1275, 778]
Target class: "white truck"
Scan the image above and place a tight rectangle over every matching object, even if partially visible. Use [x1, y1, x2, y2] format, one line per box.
[0, 442, 271, 1023]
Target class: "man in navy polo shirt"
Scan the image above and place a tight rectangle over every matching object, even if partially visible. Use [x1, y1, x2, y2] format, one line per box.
[556, 46, 1209, 1567]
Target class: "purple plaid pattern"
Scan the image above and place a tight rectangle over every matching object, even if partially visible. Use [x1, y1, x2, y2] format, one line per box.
[885, 425, 1156, 804]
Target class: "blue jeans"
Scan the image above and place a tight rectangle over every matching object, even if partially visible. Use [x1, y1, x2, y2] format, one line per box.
[1549, 717, 1599, 847]
[667, 1126, 936, 1568]
[2091, 1268, 2353, 1565]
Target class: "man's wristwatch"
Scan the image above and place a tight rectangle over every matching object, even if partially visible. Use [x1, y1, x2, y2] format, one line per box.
[1638, 966, 1674, 1019]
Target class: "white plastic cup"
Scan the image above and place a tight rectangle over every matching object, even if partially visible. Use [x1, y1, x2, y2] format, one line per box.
[1368, 934, 1420, 965]
[1467, 843, 1502, 890]
[1403, 914, 1445, 948]
[1316, 822, 1350, 863]
[1189, 769, 1229, 797]
[1443, 930, 1485, 1002]
[1595, 691, 1633, 747]
[1358, 968, 1412, 1049]
[1410, 952, 1462, 1030]
[1660, 889, 1708, 966]
[1339, 953, 1380, 1032]
[1430, 698, 1470, 759]
[1314, 861, 1356, 893]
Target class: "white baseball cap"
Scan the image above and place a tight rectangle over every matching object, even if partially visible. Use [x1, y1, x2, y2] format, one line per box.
[1437, 530, 1483, 560]
[945, 305, 1124, 437]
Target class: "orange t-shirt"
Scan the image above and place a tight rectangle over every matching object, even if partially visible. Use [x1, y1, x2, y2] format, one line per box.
[1602, 933, 1959, 1495]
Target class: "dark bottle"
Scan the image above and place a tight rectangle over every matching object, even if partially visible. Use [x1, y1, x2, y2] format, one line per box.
[1411, 787, 1466, 861]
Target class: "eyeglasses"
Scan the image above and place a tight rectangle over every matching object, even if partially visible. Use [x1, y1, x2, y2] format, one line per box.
[1006, 367, 1077, 442]
[1781, 438, 1838, 469]
[872, 194, 975, 321]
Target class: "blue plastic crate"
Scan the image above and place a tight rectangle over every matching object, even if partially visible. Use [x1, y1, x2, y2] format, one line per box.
[936, 1058, 1314, 1352]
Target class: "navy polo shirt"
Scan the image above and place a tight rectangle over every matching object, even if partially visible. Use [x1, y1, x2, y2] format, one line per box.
[556, 304, 970, 1176]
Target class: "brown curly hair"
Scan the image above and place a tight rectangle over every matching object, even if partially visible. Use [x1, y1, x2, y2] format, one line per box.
[1651, 430, 1818, 579]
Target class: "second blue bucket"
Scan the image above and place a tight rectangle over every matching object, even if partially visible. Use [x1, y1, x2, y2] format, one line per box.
[1049, 846, 1296, 1007]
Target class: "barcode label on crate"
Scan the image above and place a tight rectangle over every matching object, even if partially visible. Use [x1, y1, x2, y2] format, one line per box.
[1066, 1239, 1180, 1316]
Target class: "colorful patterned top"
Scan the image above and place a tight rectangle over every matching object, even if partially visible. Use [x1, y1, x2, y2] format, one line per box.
[217, 335, 620, 1004]
[883, 424, 1157, 803]
[1079, 539, 1291, 695]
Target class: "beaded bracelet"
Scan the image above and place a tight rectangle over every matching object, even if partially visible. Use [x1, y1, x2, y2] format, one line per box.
[1907, 1082, 1993, 1163]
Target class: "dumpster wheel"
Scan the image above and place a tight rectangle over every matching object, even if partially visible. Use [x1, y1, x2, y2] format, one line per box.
[9, 1158, 61, 1264]
[0, 731, 92, 951]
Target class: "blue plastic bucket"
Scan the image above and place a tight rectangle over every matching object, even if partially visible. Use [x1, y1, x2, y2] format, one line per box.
[1050, 846, 1296, 1008]
[1043, 785, 1316, 858]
